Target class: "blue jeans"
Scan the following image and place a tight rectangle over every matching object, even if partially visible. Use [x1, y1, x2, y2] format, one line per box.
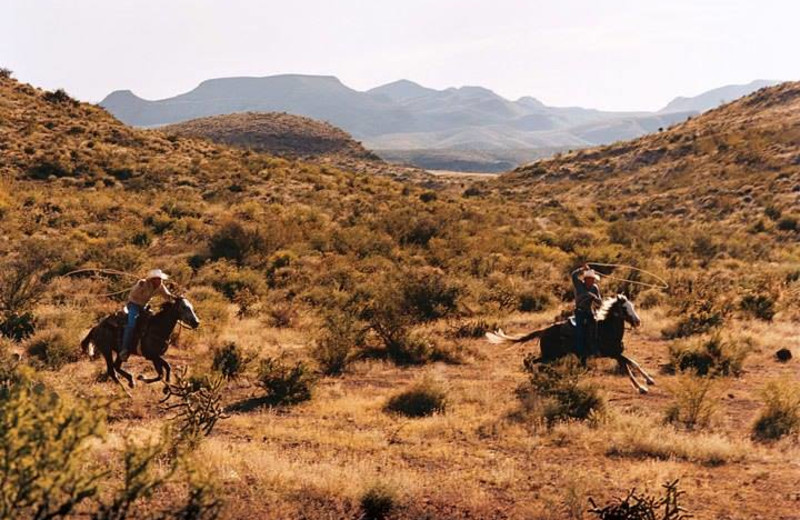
[575, 310, 594, 360]
[121, 302, 142, 355]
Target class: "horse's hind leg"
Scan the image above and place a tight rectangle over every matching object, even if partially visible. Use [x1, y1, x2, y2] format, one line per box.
[102, 349, 120, 384]
[113, 354, 136, 388]
[621, 355, 655, 386]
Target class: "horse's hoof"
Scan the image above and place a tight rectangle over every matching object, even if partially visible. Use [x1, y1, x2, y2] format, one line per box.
[638, 387, 649, 395]
[137, 375, 145, 381]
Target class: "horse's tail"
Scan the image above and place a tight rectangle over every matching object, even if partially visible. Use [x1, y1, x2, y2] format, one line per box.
[81, 329, 96, 360]
[485, 328, 545, 345]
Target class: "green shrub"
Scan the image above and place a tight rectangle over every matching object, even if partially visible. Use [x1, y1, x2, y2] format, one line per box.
[666, 333, 751, 377]
[517, 286, 553, 312]
[517, 355, 605, 425]
[740, 292, 777, 321]
[265, 302, 297, 328]
[0, 363, 106, 519]
[384, 376, 448, 418]
[664, 375, 719, 430]
[25, 328, 82, 370]
[0, 311, 36, 341]
[256, 357, 316, 406]
[400, 267, 461, 322]
[360, 483, 398, 520]
[211, 342, 253, 380]
[776, 215, 798, 232]
[43, 88, 78, 105]
[312, 311, 365, 376]
[662, 299, 724, 339]
[752, 380, 800, 442]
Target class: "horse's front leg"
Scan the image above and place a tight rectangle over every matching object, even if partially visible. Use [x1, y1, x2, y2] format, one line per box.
[137, 358, 166, 384]
[619, 356, 648, 394]
[161, 358, 172, 383]
[621, 354, 655, 386]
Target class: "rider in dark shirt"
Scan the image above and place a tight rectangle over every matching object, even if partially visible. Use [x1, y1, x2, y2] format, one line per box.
[571, 264, 602, 362]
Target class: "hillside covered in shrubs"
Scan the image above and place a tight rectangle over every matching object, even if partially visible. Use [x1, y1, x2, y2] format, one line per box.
[1, 70, 800, 518]
[162, 111, 381, 162]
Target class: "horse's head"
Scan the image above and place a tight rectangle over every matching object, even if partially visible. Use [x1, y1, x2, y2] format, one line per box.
[617, 294, 641, 328]
[597, 294, 641, 328]
[174, 296, 200, 329]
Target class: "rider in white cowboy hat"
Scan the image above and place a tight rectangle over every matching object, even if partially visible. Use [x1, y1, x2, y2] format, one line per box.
[119, 269, 175, 361]
[571, 263, 602, 362]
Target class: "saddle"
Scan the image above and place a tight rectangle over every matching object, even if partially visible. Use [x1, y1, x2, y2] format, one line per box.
[104, 305, 153, 354]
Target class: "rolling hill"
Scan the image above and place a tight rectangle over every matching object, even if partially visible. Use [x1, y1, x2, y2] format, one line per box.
[500, 81, 800, 228]
[161, 112, 379, 161]
[100, 75, 775, 172]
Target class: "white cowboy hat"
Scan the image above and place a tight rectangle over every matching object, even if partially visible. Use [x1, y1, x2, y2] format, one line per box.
[582, 269, 601, 281]
[146, 269, 169, 280]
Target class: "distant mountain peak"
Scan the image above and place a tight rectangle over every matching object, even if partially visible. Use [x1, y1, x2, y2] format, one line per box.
[660, 79, 780, 113]
[368, 79, 438, 102]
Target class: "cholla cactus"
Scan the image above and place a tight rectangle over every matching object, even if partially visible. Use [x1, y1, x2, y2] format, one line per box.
[588, 480, 692, 520]
[161, 368, 227, 445]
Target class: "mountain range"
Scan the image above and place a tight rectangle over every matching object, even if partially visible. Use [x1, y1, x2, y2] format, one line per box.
[100, 76, 779, 172]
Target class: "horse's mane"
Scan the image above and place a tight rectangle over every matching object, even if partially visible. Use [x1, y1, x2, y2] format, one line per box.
[595, 294, 627, 322]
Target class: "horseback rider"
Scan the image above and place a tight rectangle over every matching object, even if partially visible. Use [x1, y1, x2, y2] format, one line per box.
[119, 269, 175, 361]
[572, 263, 602, 362]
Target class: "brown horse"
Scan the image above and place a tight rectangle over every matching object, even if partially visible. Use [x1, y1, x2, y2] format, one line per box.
[486, 294, 655, 393]
[81, 297, 200, 388]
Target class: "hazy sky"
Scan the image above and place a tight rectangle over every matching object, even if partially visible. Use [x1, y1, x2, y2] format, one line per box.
[2, 0, 797, 111]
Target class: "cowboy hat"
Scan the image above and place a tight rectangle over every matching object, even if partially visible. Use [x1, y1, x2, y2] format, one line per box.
[146, 269, 169, 280]
[582, 268, 601, 281]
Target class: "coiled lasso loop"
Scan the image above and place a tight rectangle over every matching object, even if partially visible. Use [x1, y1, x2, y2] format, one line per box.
[587, 262, 669, 290]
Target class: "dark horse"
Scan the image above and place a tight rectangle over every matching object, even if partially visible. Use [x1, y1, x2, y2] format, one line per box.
[81, 297, 200, 388]
[486, 294, 655, 393]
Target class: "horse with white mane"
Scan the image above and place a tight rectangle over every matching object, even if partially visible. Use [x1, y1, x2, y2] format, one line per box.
[486, 294, 655, 393]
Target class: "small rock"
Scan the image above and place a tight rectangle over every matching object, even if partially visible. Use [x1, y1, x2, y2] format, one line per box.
[776, 348, 792, 362]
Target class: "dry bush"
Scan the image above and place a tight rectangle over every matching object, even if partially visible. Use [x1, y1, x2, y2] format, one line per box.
[312, 309, 366, 376]
[256, 357, 316, 406]
[517, 355, 605, 425]
[360, 482, 398, 520]
[588, 480, 691, 520]
[447, 318, 499, 339]
[211, 342, 253, 380]
[752, 379, 800, 442]
[162, 369, 228, 446]
[664, 375, 721, 430]
[384, 376, 447, 418]
[265, 302, 298, 328]
[94, 437, 223, 520]
[666, 333, 752, 377]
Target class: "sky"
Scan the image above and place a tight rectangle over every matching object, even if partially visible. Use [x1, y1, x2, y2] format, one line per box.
[1, 0, 798, 111]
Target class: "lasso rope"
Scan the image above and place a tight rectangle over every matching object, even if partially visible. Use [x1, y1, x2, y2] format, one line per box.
[62, 268, 139, 280]
[61, 268, 139, 298]
[587, 262, 669, 290]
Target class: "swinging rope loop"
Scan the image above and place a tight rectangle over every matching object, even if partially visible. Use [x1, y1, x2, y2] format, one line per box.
[61, 268, 139, 298]
[587, 262, 670, 290]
